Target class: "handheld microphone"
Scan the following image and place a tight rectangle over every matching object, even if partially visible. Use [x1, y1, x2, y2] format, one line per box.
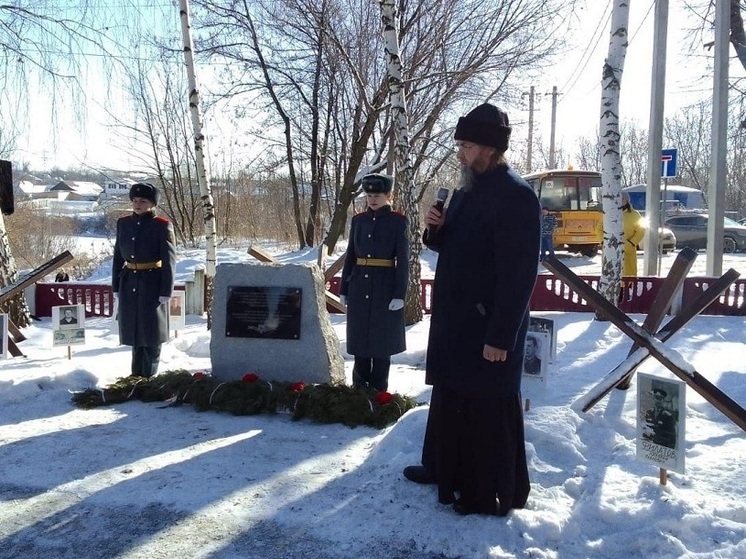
[428, 187, 450, 238]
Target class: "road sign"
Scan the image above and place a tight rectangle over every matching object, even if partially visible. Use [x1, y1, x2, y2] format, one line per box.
[661, 148, 678, 178]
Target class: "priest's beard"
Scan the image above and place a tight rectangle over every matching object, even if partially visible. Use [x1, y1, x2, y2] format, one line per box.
[459, 166, 477, 191]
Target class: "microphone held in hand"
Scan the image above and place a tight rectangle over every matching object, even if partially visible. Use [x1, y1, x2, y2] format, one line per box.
[428, 187, 450, 238]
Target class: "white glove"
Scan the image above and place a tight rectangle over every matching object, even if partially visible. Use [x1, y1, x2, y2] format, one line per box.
[159, 296, 170, 305]
[388, 298, 404, 311]
[339, 294, 347, 306]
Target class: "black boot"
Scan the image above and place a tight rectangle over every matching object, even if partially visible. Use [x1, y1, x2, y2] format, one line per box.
[403, 465, 436, 485]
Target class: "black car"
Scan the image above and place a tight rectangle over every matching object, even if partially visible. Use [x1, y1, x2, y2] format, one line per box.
[664, 214, 746, 253]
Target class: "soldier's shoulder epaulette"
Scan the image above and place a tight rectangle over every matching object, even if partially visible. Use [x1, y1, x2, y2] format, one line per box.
[155, 215, 170, 223]
[391, 210, 406, 218]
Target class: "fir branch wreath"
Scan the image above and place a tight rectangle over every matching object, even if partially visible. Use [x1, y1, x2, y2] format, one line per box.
[71, 370, 420, 429]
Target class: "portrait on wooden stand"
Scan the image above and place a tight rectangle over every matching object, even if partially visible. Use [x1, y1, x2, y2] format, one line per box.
[636, 373, 686, 474]
[168, 291, 186, 331]
[52, 304, 86, 347]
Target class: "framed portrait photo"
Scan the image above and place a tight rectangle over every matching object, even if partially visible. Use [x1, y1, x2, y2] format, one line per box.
[168, 291, 186, 331]
[529, 315, 556, 363]
[52, 304, 86, 346]
[521, 330, 550, 399]
[636, 373, 686, 474]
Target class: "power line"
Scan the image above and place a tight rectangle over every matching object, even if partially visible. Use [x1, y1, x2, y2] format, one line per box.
[628, 0, 656, 45]
[558, 2, 613, 99]
[558, 0, 655, 110]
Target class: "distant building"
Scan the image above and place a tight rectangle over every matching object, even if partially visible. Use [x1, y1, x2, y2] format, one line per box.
[15, 180, 48, 199]
[48, 180, 103, 201]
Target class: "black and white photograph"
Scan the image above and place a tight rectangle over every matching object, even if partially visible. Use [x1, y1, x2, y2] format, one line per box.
[55, 305, 81, 329]
[168, 291, 186, 331]
[636, 373, 686, 474]
[521, 330, 550, 399]
[529, 315, 556, 363]
[52, 304, 86, 346]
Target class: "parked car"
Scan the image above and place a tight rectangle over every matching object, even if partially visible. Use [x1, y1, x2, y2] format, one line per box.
[664, 214, 746, 253]
[636, 227, 676, 254]
[658, 227, 676, 254]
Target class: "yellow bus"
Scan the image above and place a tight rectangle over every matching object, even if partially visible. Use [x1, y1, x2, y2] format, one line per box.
[522, 168, 603, 257]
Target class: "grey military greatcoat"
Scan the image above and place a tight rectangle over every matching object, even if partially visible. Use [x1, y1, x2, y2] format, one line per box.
[112, 211, 176, 347]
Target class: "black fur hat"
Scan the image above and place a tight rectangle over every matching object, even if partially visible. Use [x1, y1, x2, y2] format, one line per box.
[129, 182, 159, 205]
[361, 173, 394, 194]
[454, 103, 512, 151]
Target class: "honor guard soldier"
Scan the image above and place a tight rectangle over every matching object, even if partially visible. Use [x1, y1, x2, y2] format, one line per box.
[112, 182, 176, 378]
[339, 173, 409, 392]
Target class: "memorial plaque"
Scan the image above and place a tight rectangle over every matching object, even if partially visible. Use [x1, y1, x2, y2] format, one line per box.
[226, 286, 302, 340]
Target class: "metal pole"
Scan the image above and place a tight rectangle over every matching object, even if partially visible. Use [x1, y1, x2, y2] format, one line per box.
[658, 178, 668, 273]
[643, 0, 669, 277]
[549, 86, 557, 169]
[707, 0, 729, 276]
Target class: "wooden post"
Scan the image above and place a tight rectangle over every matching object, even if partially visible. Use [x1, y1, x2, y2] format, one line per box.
[659, 468, 667, 485]
[323, 254, 346, 282]
[0, 251, 74, 306]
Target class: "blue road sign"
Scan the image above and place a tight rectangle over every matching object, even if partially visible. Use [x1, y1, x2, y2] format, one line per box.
[661, 148, 678, 178]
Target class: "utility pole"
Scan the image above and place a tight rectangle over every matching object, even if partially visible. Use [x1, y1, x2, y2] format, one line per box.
[523, 86, 535, 172]
[707, 0, 729, 276]
[548, 86, 558, 169]
[643, 0, 668, 277]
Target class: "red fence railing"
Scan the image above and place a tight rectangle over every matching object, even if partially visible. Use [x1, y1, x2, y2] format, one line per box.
[35, 283, 116, 318]
[35, 275, 746, 318]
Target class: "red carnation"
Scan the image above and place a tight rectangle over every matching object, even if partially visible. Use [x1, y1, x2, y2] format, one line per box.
[375, 391, 394, 405]
[193, 371, 207, 379]
[242, 373, 259, 383]
[289, 382, 306, 392]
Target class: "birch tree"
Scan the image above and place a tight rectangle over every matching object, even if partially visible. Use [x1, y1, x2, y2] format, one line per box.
[180, 0, 218, 326]
[597, 0, 630, 309]
[379, 0, 422, 323]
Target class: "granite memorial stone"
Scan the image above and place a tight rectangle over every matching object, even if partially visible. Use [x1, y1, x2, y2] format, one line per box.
[211, 262, 345, 384]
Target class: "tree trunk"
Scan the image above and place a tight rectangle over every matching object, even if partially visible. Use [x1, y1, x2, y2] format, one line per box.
[0, 213, 31, 328]
[597, 0, 630, 317]
[379, 0, 422, 325]
[179, 0, 218, 326]
[730, 0, 746, 70]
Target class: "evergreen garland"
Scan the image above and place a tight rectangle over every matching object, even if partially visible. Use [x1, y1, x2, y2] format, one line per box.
[71, 370, 420, 429]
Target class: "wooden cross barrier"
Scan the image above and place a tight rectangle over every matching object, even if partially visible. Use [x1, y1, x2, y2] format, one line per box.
[541, 254, 746, 433]
[247, 245, 347, 313]
[0, 251, 74, 307]
[0, 250, 74, 357]
[573, 269, 740, 413]
[615, 247, 697, 389]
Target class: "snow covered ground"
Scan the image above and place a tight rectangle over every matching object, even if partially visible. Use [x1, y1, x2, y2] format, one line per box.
[1, 246, 745, 558]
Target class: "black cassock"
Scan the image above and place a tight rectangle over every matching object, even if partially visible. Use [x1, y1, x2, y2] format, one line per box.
[419, 165, 540, 515]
